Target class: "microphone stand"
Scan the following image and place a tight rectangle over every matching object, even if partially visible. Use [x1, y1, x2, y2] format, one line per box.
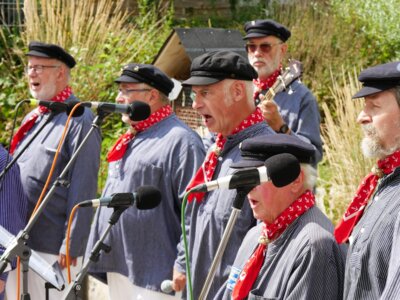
[0, 111, 59, 181]
[0, 110, 106, 299]
[61, 206, 127, 300]
[198, 186, 253, 300]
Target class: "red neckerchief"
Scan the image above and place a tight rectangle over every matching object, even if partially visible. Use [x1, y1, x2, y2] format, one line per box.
[253, 66, 282, 100]
[107, 105, 172, 162]
[186, 107, 264, 202]
[232, 190, 315, 300]
[9, 86, 72, 155]
[334, 150, 400, 243]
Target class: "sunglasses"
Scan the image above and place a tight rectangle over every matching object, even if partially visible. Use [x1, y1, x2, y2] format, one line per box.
[245, 42, 283, 54]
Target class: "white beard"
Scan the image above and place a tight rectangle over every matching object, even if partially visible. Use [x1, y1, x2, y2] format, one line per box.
[361, 124, 400, 159]
[30, 82, 57, 101]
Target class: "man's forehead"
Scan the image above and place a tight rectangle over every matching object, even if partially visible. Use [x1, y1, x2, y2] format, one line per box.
[119, 82, 145, 88]
[364, 90, 397, 105]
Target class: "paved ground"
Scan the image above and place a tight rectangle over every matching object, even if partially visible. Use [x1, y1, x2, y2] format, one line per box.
[87, 276, 108, 299]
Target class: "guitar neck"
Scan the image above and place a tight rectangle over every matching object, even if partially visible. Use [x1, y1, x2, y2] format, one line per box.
[259, 60, 302, 102]
[261, 87, 278, 102]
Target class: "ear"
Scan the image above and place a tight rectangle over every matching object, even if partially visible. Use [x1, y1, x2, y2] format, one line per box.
[230, 81, 245, 102]
[147, 88, 163, 109]
[290, 169, 305, 194]
[56, 65, 67, 81]
[280, 43, 288, 57]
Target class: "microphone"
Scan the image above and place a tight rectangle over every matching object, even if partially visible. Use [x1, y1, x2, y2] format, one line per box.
[161, 279, 174, 294]
[78, 185, 161, 209]
[28, 99, 68, 113]
[28, 99, 86, 117]
[81, 100, 151, 121]
[190, 153, 300, 192]
[65, 101, 85, 117]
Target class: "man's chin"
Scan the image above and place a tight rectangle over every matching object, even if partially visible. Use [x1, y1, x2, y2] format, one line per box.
[361, 137, 389, 159]
[30, 90, 39, 99]
[255, 67, 274, 79]
[30, 90, 50, 101]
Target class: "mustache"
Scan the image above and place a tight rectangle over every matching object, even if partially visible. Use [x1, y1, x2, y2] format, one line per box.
[251, 58, 266, 63]
[362, 124, 377, 135]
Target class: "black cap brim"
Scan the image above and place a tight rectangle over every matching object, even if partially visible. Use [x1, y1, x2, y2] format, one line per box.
[352, 86, 383, 99]
[352, 81, 398, 99]
[27, 50, 52, 58]
[231, 157, 265, 169]
[114, 75, 142, 83]
[243, 32, 270, 40]
[182, 76, 222, 86]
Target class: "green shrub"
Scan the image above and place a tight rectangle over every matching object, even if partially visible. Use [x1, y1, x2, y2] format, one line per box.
[0, 0, 173, 192]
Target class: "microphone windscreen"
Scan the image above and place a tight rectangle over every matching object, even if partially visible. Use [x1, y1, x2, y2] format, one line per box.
[66, 101, 85, 117]
[129, 101, 151, 121]
[161, 279, 174, 294]
[265, 153, 300, 187]
[48, 102, 68, 113]
[135, 185, 161, 209]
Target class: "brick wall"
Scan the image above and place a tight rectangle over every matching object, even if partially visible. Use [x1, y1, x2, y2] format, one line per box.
[172, 87, 204, 131]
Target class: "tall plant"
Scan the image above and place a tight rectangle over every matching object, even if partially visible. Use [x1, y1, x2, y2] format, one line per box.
[320, 70, 374, 222]
[22, 0, 172, 101]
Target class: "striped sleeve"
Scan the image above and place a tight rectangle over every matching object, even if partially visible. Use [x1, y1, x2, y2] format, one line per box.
[380, 211, 400, 299]
[0, 146, 28, 280]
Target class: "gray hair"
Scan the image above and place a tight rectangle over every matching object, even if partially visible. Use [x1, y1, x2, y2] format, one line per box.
[301, 163, 317, 190]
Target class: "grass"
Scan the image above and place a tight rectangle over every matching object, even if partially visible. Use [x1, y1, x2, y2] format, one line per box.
[319, 69, 374, 223]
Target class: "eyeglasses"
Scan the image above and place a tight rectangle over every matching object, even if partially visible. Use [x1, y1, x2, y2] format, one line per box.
[245, 42, 283, 54]
[25, 65, 61, 74]
[190, 89, 210, 101]
[118, 88, 151, 97]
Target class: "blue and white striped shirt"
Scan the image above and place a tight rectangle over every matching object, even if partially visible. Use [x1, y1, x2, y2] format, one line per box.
[344, 167, 400, 299]
[0, 145, 28, 281]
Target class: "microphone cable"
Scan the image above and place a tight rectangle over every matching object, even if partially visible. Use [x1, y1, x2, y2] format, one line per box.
[30, 102, 83, 214]
[180, 189, 194, 300]
[15, 102, 84, 300]
[66, 203, 80, 283]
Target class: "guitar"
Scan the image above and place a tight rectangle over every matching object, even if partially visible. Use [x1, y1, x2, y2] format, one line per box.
[258, 59, 303, 103]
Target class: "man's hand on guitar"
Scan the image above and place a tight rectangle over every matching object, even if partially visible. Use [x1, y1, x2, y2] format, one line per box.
[259, 99, 285, 132]
[172, 268, 186, 292]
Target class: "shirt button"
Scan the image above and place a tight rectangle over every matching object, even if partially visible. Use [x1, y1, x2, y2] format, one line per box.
[360, 227, 365, 234]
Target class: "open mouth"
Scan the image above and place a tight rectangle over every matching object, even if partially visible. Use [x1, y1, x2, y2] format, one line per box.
[30, 82, 40, 90]
[202, 114, 212, 124]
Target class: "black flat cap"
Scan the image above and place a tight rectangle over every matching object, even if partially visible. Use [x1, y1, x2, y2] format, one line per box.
[243, 19, 291, 41]
[27, 41, 76, 68]
[352, 61, 400, 99]
[231, 134, 315, 168]
[182, 50, 258, 86]
[115, 63, 174, 96]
